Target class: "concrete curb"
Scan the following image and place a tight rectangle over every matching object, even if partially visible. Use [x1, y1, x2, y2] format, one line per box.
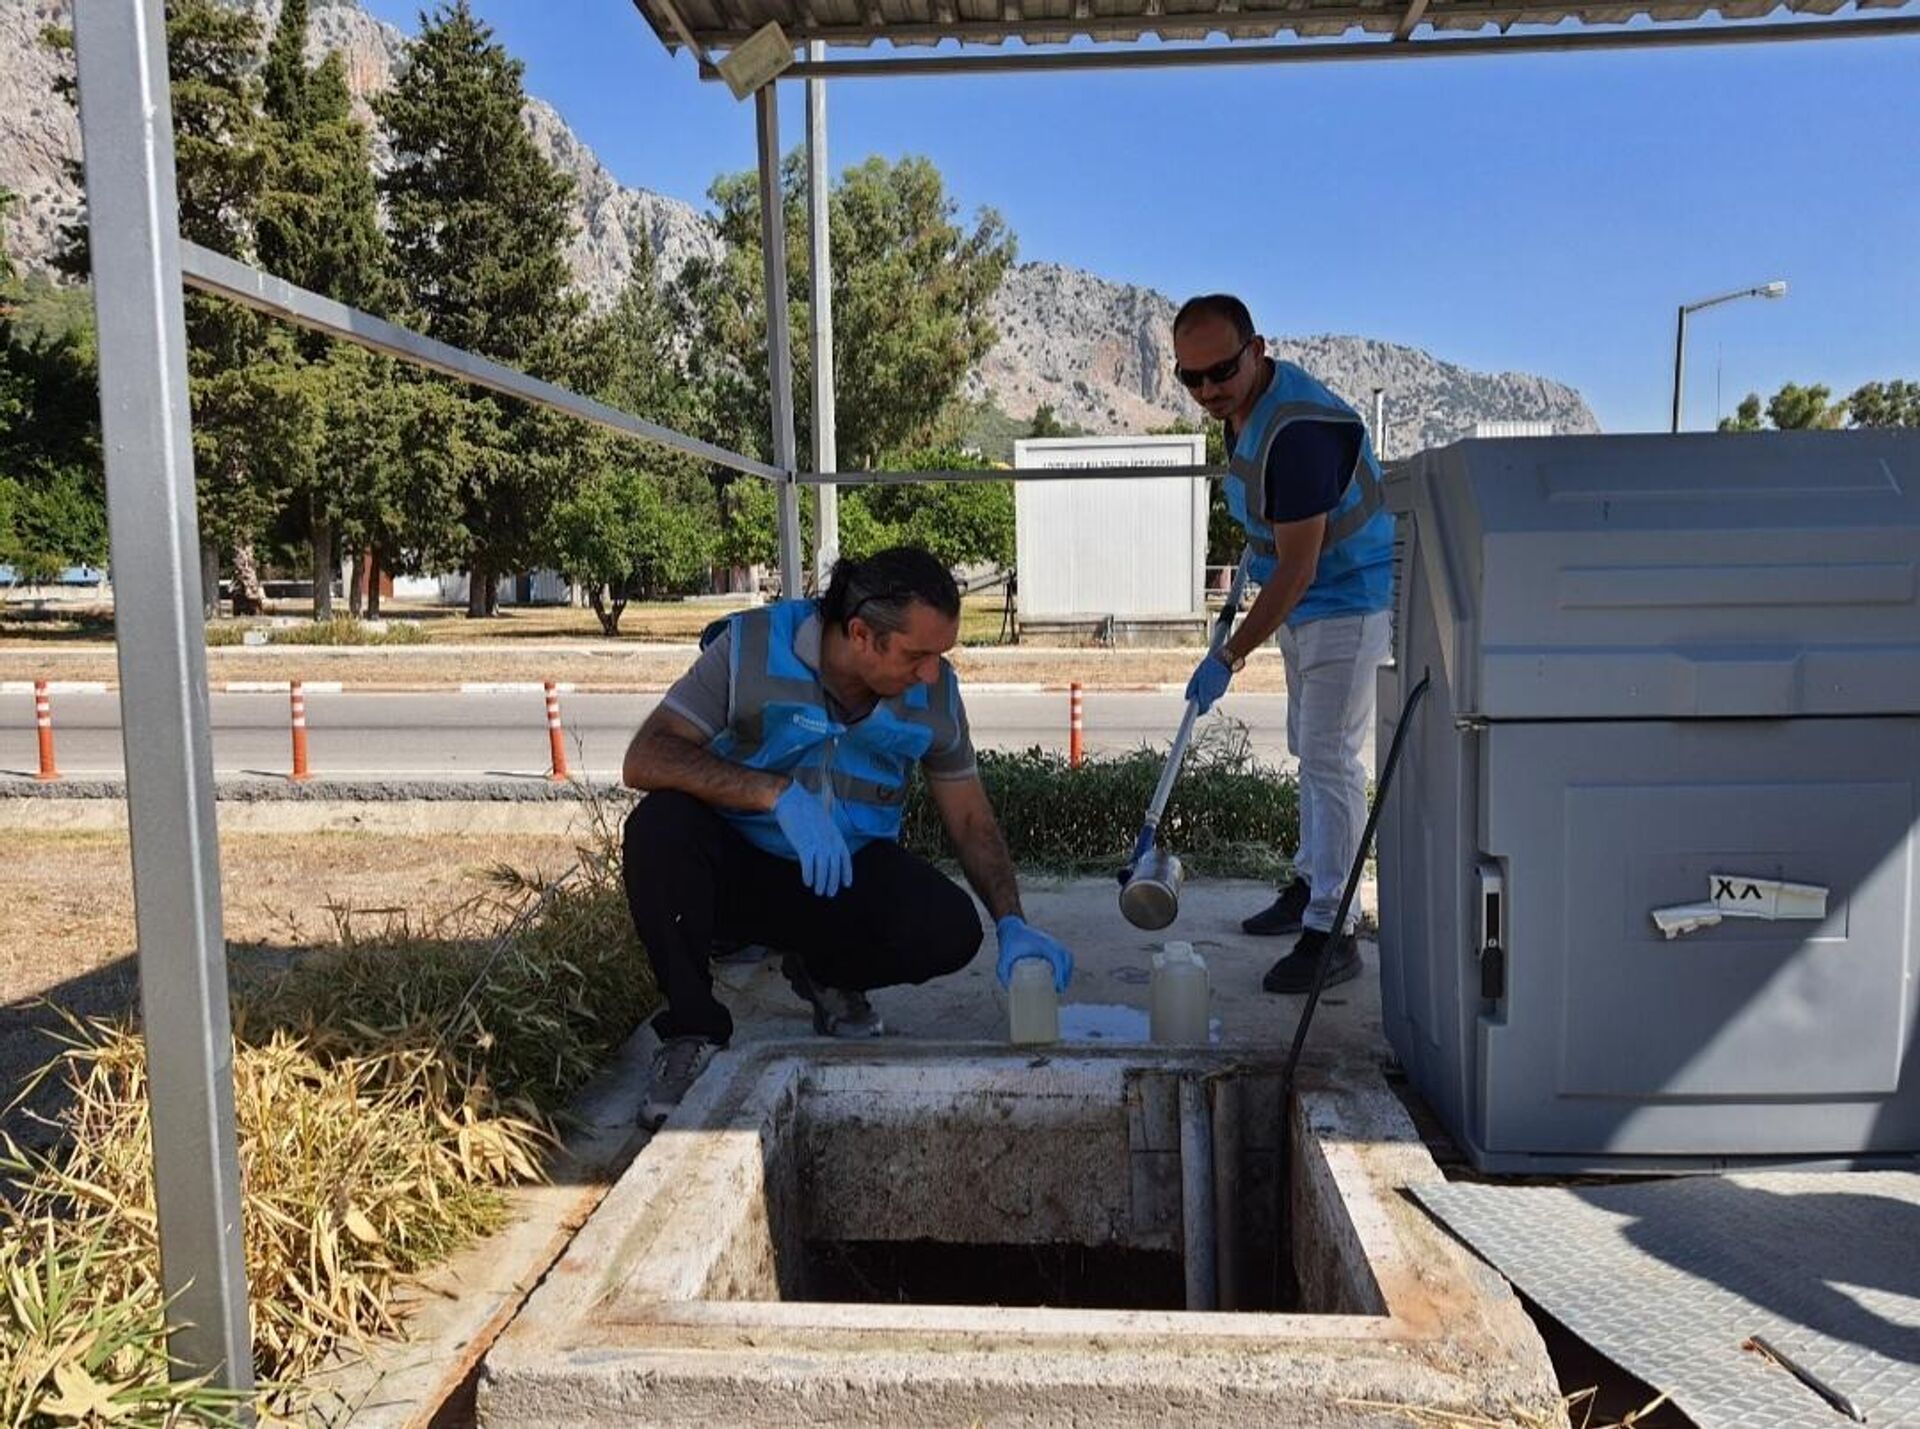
[3, 680, 1224, 696]
[222, 680, 344, 693]
[0, 776, 632, 802]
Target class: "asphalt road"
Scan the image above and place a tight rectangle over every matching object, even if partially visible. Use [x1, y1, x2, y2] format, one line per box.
[1, 690, 1326, 781]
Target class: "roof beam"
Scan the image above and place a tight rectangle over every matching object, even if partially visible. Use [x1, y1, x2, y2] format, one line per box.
[649, 0, 719, 66]
[674, 0, 1920, 49]
[769, 11, 1920, 75]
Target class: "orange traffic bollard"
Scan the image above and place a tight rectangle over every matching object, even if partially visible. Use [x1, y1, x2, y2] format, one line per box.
[289, 680, 311, 783]
[34, 680, 58, 781]
[1069, 681, 1084, 769]
[545, 680, 569, 782]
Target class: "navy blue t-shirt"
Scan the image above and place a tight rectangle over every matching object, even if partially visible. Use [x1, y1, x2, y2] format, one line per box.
[1228, 419, 1359, 525]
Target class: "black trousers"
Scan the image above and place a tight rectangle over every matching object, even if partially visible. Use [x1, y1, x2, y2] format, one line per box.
[622, 790, 985, 1044]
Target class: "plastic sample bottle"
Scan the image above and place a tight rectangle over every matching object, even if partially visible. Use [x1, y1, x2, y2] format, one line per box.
[1150, 941, 1210, 1044]
[1008, 958, 1060, 1045]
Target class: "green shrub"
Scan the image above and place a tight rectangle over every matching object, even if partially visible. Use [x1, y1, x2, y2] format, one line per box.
[903, 722, 1297, 880]
[267, 617, 427, 646]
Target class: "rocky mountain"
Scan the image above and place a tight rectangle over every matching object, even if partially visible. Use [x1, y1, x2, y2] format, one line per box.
[0, 0, 718, 304]
[978, 263, 1599, 453]
[0, 0, 1599, 449]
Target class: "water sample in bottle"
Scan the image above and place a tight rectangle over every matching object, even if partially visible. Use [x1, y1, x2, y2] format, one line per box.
[1008, 958, 1060, 1045]
[1150, 940, 1210, 1044]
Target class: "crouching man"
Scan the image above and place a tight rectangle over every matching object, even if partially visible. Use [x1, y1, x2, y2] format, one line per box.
[622, 545, 1075, 1127]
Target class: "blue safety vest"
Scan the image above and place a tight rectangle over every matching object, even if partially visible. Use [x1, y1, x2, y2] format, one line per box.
[1223, 361, 1395, 624]
[708, 600, 964, 858]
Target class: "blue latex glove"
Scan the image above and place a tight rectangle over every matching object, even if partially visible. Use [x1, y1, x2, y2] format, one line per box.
[773, 781, 854, 898]
[1184, 650, 1234, 715]
[996, 915, 1073, 993]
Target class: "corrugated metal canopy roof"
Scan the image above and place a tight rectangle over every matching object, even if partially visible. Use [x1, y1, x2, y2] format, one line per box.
[631, 0, 1914, 57]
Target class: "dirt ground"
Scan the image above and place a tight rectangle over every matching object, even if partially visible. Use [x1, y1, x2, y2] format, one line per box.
[0, 827, 585, 1144]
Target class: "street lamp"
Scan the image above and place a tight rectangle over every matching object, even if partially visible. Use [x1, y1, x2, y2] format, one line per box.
[1671, 280, 1788, 432]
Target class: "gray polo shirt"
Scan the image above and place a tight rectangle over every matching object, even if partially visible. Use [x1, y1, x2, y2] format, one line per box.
[661, 611, 979, 781]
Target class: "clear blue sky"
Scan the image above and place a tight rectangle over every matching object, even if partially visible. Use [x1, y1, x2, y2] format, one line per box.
[361, 1, 1919, 433]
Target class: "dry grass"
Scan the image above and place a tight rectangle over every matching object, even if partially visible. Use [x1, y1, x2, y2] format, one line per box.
[0, 1223, 248, 1426]
[1342, 1389, 1674, 1428]
[0, 800, 655, 1424]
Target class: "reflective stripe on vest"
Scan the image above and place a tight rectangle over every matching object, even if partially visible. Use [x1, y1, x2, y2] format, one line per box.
[1225, 393, 1387, 549]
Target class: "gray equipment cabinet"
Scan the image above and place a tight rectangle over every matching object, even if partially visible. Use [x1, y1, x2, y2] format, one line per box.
[1378, 431, 1920, 1172]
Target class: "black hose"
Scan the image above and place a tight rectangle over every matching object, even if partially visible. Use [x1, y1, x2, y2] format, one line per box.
[1273, 668, 1432, 1307]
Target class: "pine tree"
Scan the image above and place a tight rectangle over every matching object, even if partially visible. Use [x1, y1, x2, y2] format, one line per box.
[257, 0, 396, 618]
[376, 1, 584, 616]
[261, 0, 311, 132]
[48, 1, 274, 613]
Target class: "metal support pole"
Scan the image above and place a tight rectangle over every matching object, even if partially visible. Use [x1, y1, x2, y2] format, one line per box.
[806, 42, 839, 589]
[1210, 1074, 1243, 1311]
[72, 0, 254, 1395]
[756, 85, 803, 599]
[1370, 387, 1386, 461]
[1671, 304, 1687, 433]
[1178, 1075, 1219, 1312]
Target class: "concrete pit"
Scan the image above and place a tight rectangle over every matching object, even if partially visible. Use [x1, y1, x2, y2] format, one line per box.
[481, 1041, 1564, 1427]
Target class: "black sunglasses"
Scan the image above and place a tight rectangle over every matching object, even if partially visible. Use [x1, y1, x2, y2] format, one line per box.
[1174, 340, 1253, 390]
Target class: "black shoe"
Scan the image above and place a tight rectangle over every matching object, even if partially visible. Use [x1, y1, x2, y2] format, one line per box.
[1242, 876, 1311, 937]
[781, 951, 886, 1038]
[1262, 927, 1361, 995]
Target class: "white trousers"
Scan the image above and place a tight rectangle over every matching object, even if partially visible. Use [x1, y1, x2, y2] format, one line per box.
[1279, 610, 1392, 934]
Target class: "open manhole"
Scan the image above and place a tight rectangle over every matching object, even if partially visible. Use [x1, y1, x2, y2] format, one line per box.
[482, 1045, 1564, 1427]
[741, 1054, 1306, 1314]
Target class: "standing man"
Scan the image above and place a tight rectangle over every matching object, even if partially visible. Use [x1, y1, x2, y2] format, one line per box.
[1173, 294, 1395, 994]
[621, 546, 1075, 1127]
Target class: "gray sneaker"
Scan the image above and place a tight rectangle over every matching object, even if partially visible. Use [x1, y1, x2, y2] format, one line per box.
[640, 1035, 719, 1130]
[781, 952, 886, 1038]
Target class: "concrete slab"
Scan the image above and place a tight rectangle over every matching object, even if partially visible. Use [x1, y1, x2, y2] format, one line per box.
[711, 875, 1385, 1076]
[480, 1042, 1562, 1428]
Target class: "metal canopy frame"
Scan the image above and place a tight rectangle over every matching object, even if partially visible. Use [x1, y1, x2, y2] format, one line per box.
[68, 0, 1913, 1395]
[765, 11, 1920, 77]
